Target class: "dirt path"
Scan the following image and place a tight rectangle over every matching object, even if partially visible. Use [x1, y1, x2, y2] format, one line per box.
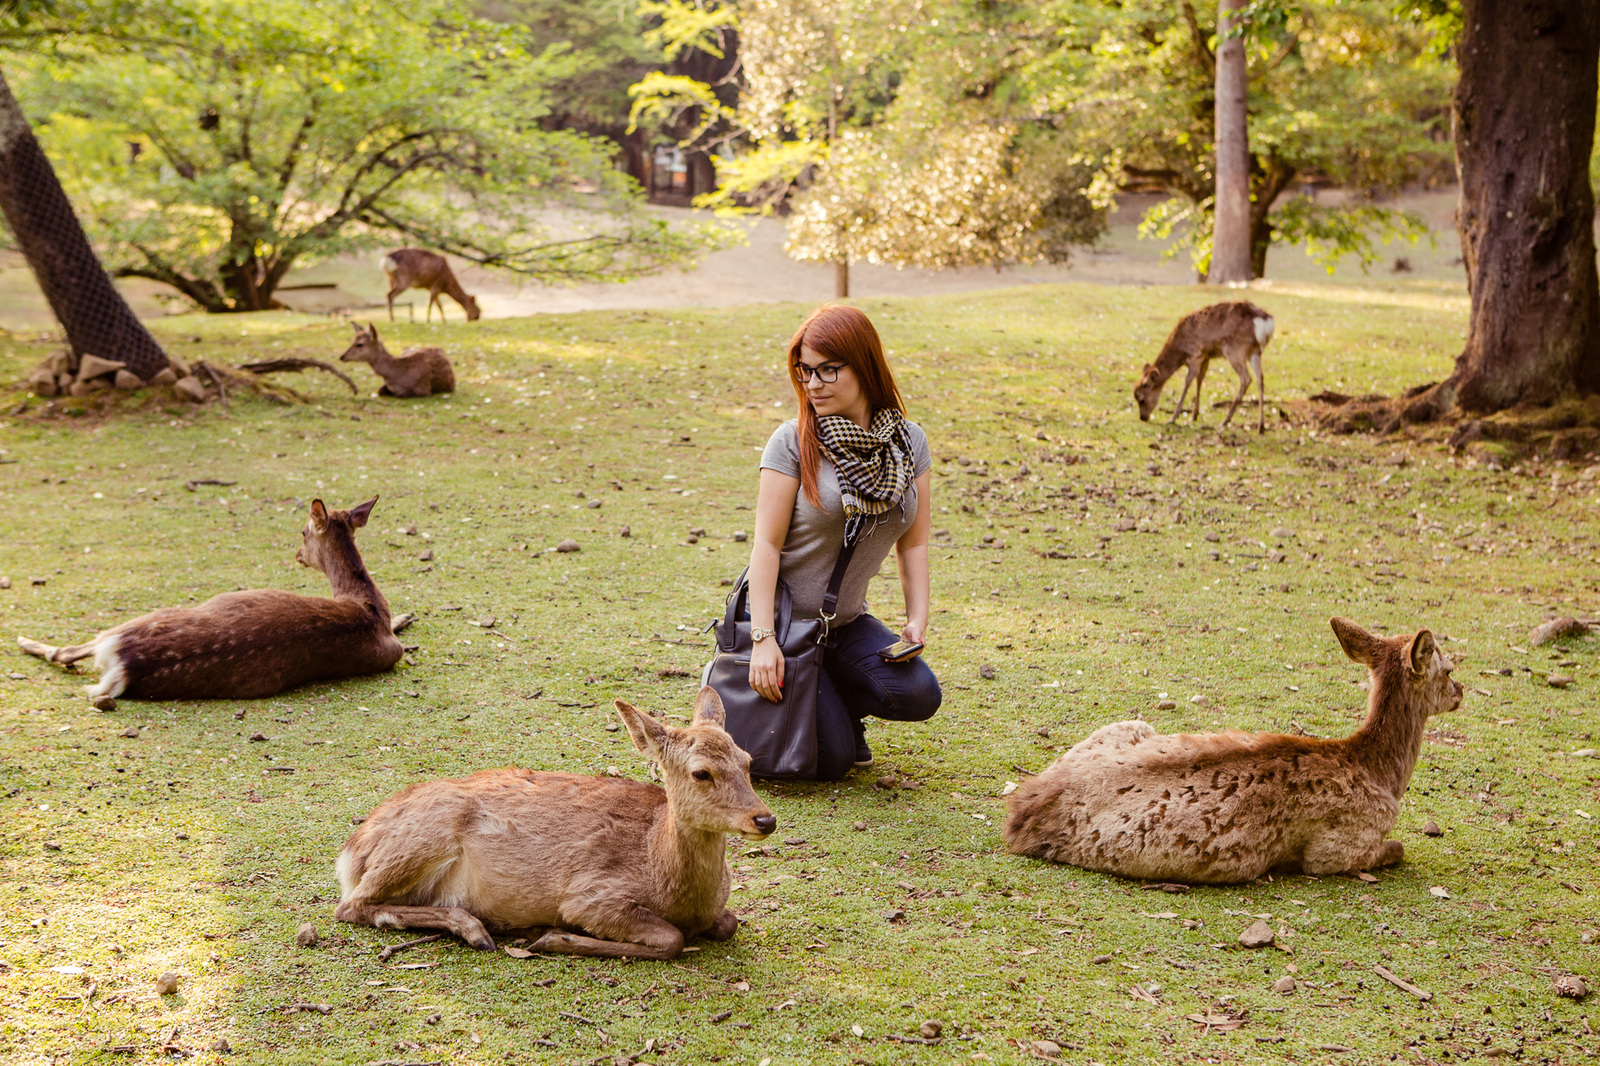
[0, 191, 1464, 329]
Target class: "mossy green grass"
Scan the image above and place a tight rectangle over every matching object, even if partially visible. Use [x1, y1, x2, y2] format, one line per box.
[0, 280, 1594, 1064]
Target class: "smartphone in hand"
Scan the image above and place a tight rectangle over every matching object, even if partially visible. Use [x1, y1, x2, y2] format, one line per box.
[878, 640, 925, 662]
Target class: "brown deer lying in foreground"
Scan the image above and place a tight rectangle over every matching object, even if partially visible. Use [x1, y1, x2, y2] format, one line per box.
[335, 688, 776, 959]
[383, 248, 480, 323]
[1003, 617, 1462, 884]
[1134, 301, 1275, 433]
[339, 323, 456, 398]
[17, 498, 404, 700]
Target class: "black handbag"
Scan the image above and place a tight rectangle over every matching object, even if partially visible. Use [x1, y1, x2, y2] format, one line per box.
[701, 545, 856, 779]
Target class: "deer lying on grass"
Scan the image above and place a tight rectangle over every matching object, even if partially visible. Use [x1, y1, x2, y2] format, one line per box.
[383, 248, 481, 323]
[17, 498, 404, 701]
[334, 687, 776, 959]
[1003, 618, 1462, 884]
[339, 323, 456, 398]
[1134, 301, 1275, 433]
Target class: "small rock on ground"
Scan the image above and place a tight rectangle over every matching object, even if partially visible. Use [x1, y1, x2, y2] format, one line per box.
[1422, 820, 1443, 836]
[295, 922, 319, 947]
[920, 1020, 943, 1039]
[92, 696, 117, 712]
[1272, 975, 1296, 994]
[1553, 975, 1588, 999]
[1548, 675, 1575, 689]
[556, 539, 581, 553]
[1238, 920, 1275, 948]
[155, 972, 179, 995]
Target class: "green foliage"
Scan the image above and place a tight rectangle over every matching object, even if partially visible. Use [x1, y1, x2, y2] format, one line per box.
[3, 0, 729, 312]
[629, 0, 1108, 270]
[1014, 0, 1455, 278]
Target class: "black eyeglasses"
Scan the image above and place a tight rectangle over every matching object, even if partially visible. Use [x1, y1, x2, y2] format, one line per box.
[793, 363, 844, 383]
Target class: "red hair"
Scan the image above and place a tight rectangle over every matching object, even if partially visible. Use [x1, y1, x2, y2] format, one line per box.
[786, 305, 905, 508]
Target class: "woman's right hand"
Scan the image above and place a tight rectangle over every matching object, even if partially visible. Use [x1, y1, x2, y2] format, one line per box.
[748, 638, 785, 703]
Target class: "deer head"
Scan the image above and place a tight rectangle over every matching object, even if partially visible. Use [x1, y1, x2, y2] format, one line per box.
[463, 294, 481, 321]
[296, 497, 377, 572]
[1134, 363, 1163, 421]
[1332, 617, 1463, 719]
[339, 323, 383, 364]
[615, 689, 776, 840]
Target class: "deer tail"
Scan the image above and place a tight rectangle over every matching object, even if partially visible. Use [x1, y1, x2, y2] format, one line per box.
[1253, 313, 1275, 348]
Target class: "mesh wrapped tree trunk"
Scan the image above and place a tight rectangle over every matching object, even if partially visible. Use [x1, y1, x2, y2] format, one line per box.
[0, 68, 167, 380]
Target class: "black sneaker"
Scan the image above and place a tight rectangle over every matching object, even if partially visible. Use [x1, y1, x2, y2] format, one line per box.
[852, 719, 874, 768]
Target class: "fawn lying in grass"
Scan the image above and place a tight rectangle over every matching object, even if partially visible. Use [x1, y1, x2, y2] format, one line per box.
[1003, 618, 1462, 883]
[339, 323, 455, 398]
[17, 498, 403, 700]
[335, 688, 776, 959]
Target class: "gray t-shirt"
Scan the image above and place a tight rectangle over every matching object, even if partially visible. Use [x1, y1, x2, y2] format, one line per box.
[759, 418, 932, 625]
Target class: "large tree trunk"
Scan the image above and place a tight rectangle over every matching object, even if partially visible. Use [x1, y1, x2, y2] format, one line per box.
[0, 68, 168, 379]
[1427, 0, 1600, 413]
[835, 260, 849, 299]
[1248, 158, 1297, 279]
[1210, 0, 1252, 285]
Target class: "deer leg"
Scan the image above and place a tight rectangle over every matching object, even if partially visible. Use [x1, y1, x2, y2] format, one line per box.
[18, 635, 100, 665]
[429, 289, 446, 323]
[1169, 368, 1196, 423]
[703, 909, 741, 941]
[1252, 349, 1265, 433]
[386, 288, 403, 323]
[1220, 360, 1251, 428]
[335, 899, 495, 950]
[1367, 839, 1404, 869]
[532, 901, 686, 960]
[1191, 360, 1210, 422]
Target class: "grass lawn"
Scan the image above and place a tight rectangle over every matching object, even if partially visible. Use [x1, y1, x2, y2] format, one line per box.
[0, 279, 1596, 1065]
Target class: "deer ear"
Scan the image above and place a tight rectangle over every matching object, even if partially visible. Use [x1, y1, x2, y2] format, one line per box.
[692, 686, 726, 728]
[368, 323, 380, 341]
[351, 321, 362, 334]
[1142, 363, 1154, 374]
[615, 699, 669, 758]
[347, 496, 377, 528]
[1405, 629, 1436, 676]
[1330, 616, 1376, 666]
[309, 499, 329, 532]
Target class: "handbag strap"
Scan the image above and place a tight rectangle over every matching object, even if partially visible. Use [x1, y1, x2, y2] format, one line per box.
[815, 540, 858, 643]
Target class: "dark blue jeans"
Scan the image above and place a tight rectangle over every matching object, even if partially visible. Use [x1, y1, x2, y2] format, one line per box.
[814, 613, 942, 781]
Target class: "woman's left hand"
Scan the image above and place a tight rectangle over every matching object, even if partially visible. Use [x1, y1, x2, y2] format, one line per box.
[901, 621, 926, 647]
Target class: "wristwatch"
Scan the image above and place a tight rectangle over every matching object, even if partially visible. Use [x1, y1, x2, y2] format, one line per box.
[751, 626, 775, 643]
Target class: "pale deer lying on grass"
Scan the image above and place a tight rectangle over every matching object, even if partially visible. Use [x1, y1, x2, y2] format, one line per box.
[334, 688, 776, 959]
[339, 323, 456, 398]
[1003, 618, 1462, 884]
[383, 248, 481, 323]
[17, 498, 404, 701]
[1134, 301, 1275, 433]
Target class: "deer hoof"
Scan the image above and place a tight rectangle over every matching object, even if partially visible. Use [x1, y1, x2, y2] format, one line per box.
[468, 933, 496, 951]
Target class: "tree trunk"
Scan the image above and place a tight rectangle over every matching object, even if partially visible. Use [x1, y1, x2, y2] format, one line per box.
[1248, 158, 1297, 279]
[1426, 0, 1600, 414]
[1210, 0, 1252, 286]
[835, 259, 849, 299]
[0, 68, 168, 379]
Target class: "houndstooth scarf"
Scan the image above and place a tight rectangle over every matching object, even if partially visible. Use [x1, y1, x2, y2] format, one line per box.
[816, 408, 916, 546]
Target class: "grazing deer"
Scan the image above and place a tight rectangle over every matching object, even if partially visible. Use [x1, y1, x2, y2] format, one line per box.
[382, 248, 481, 323]
[335, 688, 776, 959]
[1134, 301, 1275, 433]
[338, 323, 456, 398]
[17, 498, 404, 701]
[1003, 617, 1462, 884]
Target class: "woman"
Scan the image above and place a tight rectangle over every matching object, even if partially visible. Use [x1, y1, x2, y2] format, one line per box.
[746, 304, 942, 780]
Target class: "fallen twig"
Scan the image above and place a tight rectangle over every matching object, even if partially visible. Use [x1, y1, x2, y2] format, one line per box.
[199, 361, 228, 407]
[885, 1034, 942, 1045]
[185, 479, 237, 491]
[559, 1010, 598, 1026]
[1373, 964, 1432, 1000]
[376, 934, 440, 963]
[285, 1001, 333, 1015]
[239, 358, 359, 395]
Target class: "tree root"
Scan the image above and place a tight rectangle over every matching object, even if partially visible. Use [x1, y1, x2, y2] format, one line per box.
[1306, 387, 1600, 467]
[238, 358, 359, 395]
[191, 360, 309, 405]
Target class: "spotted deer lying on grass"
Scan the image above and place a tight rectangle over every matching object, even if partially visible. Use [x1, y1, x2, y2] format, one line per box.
[1003, 618, 1462, 883]
[1134, 300, 1275, 432]
[334, 688, 777, 959]
[339, 323, 456, 398]
[17, 498, 404, 701]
